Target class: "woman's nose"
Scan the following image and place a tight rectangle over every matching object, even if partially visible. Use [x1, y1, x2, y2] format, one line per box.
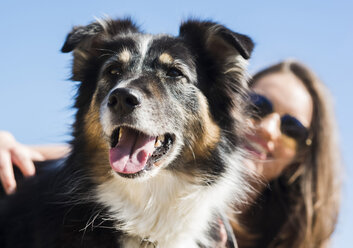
[257, 113, 281, 141]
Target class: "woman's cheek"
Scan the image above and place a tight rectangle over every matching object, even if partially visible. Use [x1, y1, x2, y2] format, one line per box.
[275, 137, 297, 171]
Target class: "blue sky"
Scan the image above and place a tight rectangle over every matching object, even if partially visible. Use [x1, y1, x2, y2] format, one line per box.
[0, 0, 352, 246]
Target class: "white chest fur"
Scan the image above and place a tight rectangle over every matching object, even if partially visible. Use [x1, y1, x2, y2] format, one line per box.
[95, 158, 246, 248]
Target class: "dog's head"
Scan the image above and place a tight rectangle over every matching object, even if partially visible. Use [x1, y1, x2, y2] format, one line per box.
[62, 18, 253, 183]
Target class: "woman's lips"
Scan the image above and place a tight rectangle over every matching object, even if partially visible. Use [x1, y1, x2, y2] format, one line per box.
[245, 134, 272, 160]
[245, 141, 267, 160]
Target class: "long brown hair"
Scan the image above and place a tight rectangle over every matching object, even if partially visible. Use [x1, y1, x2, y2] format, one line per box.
[233, 60, 342, 248]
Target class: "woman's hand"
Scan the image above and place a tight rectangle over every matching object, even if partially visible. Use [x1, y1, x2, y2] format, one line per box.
[0, 131, 44, 194]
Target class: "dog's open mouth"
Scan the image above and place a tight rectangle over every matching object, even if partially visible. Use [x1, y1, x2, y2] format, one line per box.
[109, 126, 174, 177]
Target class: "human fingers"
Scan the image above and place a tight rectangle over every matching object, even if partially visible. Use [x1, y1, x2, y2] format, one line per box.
[10, 146, 36, 177]
[217, 219, 228, 248]
[0, 150, 17, 194]
[0, 131, 16, 149]
[29, 149, 45, 162]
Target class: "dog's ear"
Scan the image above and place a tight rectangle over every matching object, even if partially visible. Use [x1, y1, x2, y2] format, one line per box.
[61, 22, 103, 53]
[179, 20, 254, 60]
[61, 18, 139, 82]
[61, 18, 139, 53]
[215, 26, 254, 60]
[179, 20, 254, 129]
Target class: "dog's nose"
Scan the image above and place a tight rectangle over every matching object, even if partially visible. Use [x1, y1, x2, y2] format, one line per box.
[108, 88, 141, 114]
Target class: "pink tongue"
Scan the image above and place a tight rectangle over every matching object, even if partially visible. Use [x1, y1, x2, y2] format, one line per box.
[109, 128, 156, 174]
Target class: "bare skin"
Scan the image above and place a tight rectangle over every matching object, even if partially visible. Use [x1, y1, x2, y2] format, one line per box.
[245, 72, 313, 182]
[0, 131, 70, 194]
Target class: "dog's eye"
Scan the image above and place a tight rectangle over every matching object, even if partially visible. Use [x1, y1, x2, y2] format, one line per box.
[166, 68, 183, 78]
[108, 67, 121, 76]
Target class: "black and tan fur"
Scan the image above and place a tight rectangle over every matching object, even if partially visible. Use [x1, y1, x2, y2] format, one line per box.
[0, 18, 254, 248]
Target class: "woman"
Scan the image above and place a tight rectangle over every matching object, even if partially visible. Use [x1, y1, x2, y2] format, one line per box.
[232, 60, 341, 248]
[0, 60, 341, 247]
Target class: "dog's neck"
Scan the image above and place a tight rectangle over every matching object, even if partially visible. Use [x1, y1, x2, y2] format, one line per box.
[94, 168, 235, 248]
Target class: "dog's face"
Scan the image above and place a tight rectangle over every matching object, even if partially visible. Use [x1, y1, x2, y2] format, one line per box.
[62, 18, 253, 183]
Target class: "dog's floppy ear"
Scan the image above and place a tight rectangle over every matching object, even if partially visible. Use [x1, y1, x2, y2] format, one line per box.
[61, 23, 103, 53]
[215, 26, 254, 60]
[61, 18, 139, 53]
[179, 20, 254, 129]
[179, 20, 254, 60]
[61, 18, 139, 82]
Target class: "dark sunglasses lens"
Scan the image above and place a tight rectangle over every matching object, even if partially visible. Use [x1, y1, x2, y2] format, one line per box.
[250, 93, 273, 118]
[281, 114, 309, 142]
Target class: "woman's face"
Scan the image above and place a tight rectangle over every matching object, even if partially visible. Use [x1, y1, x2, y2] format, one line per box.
[245, 72, 313, 182]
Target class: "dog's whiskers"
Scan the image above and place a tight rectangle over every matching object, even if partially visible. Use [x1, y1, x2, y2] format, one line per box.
[81, 209, 102, 232]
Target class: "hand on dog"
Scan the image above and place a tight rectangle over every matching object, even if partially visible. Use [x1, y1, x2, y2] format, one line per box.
[0, 131, 44, 194]
[217, 219, 228, 248]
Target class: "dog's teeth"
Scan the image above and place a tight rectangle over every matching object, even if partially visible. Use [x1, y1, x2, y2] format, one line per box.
[119, 128, 123, 140]
[155, 135, 166, 148]
[155, 139, 162, 148]
[158, 135, 165, 143]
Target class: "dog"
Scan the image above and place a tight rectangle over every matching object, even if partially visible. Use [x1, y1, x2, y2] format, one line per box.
[0, 17, 254, 248]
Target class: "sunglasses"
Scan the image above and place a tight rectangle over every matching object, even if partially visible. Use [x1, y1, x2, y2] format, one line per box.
[249, 93, 310, 144]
